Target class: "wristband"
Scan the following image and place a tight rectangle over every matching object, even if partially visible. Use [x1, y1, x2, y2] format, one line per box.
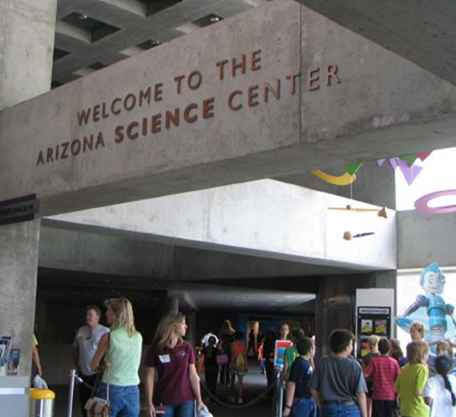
[285, 405, 292, 409]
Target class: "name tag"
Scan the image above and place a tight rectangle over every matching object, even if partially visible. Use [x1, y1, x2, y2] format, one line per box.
[159, 354, 171, 364]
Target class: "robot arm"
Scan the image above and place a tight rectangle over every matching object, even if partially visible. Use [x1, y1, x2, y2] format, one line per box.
[402, 294, 429, 316]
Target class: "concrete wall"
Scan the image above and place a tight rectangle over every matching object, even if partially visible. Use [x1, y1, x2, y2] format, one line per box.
[1, 1, 456, 215]
[53, 180, 397, 270]
[398, 210, 456, 268]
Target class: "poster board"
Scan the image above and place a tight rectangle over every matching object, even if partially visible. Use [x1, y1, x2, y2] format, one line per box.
[273, 339, 293, 369]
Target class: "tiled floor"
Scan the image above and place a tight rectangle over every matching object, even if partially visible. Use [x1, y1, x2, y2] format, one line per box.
[52, 366, 274, 417]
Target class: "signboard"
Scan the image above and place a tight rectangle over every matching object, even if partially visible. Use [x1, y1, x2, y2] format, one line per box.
[274, 339, 293, 369]
[0, 195, 38, 226]
[357, 306, 391, 358]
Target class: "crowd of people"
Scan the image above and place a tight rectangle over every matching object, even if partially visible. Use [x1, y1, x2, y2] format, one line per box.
[32, 299, 456, 417]
[282, 321, 456, 417]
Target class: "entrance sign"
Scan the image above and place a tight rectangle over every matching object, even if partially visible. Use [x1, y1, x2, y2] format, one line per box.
[0, 195, 38, 226]
[1, 1, 455, 216]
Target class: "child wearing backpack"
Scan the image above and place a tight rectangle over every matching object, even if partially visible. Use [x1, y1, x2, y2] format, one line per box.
[230, 331, 248, 404]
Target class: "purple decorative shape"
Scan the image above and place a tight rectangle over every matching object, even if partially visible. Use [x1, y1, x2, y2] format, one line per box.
[415, 190, 456, 214]
[397, 159, 422, 185]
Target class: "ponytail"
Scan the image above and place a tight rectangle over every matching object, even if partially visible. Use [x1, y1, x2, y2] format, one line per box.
[435, 355, 456, 406]
[443, 374, 456, 407]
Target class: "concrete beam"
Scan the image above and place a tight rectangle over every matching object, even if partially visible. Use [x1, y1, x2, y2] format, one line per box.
[398, 210, 456, 269]
[295, 0, 456, 87]
[1, 0, 456, 215]
[39, 219, 359, 281]
[53, 180, 397, 270]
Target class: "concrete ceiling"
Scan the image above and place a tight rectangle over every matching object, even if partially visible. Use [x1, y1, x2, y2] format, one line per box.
[297, 0, 456, 87]
[53, 0, 265, 85]
[53, 0, 456, 90]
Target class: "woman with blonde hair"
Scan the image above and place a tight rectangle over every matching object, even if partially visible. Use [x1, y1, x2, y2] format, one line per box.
[145, 312, 205, 417]
[90, 298, 143, 417]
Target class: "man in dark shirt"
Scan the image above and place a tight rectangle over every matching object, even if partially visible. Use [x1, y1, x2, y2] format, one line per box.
[284, 337, 316, 417]
[310, 329, 368, 417]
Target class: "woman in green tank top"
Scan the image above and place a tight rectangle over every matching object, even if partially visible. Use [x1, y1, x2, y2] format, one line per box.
[91, 297, 143, 417]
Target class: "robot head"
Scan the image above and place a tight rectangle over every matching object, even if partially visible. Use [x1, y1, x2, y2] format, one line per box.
[420, 262, 445, 294]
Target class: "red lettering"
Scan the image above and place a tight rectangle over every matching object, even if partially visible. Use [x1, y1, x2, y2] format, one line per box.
[93, 105, 101, 122]
[203, 98, 215, 119]
[251, 50, 262, 71]
[216, 59, 229, 81]
[61, 142, 69, 159]
[286, 73, 301, 96]
[309, 68, 321, 91]
[127, 121, 139, 140]
[248, 85, 260, 107]
[232, 54, 247, 78]
[155, 83, 163, 102]
[327, 65, 341, 86]
[46, 147, 54, 163]
[111, 98, 122, 115]
[228, 91, 243, 111]
[184, 103, 198, 123]
[174, 75, 186, 95]
[151, 114, 162, 133]
[77, 108, 91, 126]
[36, 151, 45, 166]
[188, 71, 203, 90]
[114, 125, 125, 143]
[165, 109, 180, 130]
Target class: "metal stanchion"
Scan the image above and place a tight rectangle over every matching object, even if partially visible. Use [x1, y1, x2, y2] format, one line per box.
[67, 369, 76, 417]
[274, 369, 284, 417]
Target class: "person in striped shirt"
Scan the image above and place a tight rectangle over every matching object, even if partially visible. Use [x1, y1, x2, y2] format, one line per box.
[365, 338, 400, 417]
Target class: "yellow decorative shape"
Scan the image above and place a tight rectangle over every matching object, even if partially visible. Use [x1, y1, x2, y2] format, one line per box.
[30, 388, 56, 400]
[312, 169, 357, 186]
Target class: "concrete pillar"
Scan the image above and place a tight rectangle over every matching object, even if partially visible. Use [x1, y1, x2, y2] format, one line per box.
[0, 0, 57, 110]
[0, 221, 40, 376]
[0, 0, 56, 377]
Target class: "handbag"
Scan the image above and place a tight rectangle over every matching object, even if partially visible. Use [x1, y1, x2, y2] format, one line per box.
[85, 383, 110, 417]
[216, 353, 229, 366]
[85, 334, 111, 417]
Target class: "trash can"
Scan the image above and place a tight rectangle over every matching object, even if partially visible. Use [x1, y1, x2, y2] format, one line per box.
[30, 388, 55, 417]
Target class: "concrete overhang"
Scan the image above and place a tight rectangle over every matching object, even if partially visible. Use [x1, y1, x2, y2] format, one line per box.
[295, 0, 456, 87]
[1, 0, 456, 215]
[52, 180, 397, 271]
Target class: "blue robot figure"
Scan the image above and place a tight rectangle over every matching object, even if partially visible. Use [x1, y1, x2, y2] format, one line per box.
[396, 263, 456, 350]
